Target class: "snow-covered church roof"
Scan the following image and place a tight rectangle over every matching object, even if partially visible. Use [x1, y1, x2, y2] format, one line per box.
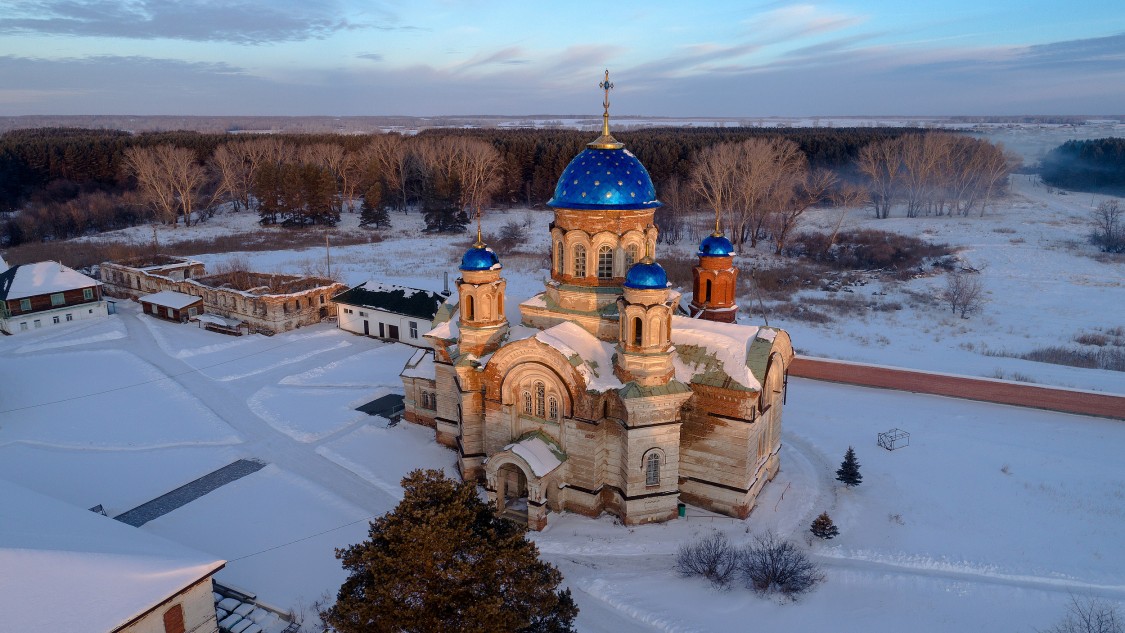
[0, 479, 225, 633]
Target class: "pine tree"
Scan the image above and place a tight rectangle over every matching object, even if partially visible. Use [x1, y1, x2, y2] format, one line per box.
[360, 182, 390, 228]
[810, 512, 840, 539]
[836, 446, 862, 487]
[322, 469, 578, 633]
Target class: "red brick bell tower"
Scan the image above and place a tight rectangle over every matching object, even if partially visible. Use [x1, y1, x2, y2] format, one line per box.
[689, 227, 738, 323]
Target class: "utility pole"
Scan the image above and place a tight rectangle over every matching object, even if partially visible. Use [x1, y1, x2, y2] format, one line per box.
[325, 233, 332, 278]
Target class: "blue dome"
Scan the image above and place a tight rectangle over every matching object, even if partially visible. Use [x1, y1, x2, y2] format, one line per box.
[460, 246, 500, 271]
[624, 260, 668, 290]
[699, 234, 735, 257]
[547, 147, 661, 210]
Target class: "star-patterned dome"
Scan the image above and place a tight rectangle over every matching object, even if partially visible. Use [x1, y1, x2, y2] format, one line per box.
[624, 259, 668, 290]
[698, 233, 735, 257]
[547, 147, 661, 210]
[460, 245, 500, 271]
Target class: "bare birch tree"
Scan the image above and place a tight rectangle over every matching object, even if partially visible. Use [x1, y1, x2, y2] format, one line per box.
[123, 144, 206, 227]
[857, 138, 902, 219]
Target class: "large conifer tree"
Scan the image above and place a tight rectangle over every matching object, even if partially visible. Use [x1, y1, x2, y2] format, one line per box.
[836, 446, 863, 487]
[322, 469, 578, 633]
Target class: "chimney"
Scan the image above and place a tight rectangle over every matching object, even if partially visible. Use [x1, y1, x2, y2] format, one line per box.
[441, 271, 451, 297]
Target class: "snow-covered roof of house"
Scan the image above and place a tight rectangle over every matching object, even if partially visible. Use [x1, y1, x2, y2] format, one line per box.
[0, 479, 225, 633]
[670, 316, 778, 392]
[535, 321, 623, 392]
[0, 261, 100, 301]
[140, 290, 202, 310]
[501, 433, 565, 477]
[333, 281, 446, 320]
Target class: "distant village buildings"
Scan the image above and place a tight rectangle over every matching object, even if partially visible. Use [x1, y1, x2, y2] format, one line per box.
[334, 281, 448, 347]
[399, 81, 793, 530]
[0, 260, 108, 334]
[100, 255, 346, 335]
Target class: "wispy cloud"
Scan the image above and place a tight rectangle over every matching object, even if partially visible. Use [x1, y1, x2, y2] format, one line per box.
[0, 0, 401, 44]
[357, 52, 384, 62]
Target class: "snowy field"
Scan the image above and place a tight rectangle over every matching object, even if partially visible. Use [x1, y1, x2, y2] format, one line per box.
[1, 302, 1122, 631]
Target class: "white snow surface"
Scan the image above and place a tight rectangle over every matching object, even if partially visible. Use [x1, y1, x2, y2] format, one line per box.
[670, 315, 763, 390]
[0, 479, 223, 633]
[1, 260, 99, 299]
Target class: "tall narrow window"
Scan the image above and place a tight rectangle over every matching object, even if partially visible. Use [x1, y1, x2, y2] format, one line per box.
[625, 244, 640, 267]
[704, 279, 712, 303]
[597, 245, 613, 279]
[556, 241, 564, 273]
[523, 391, 533, 415]
[645, 452, 661, 486]
[573, 244, 586, 277]
[409, 321, 418, 338]
[466, 295, 475, 320]
[632, 317, 643, 346]
[535, 382, 546, 418]
[549, 397, 559, 420]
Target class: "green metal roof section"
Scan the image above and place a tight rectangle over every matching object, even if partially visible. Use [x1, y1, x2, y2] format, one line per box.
[746, 328, 782, 383]
[619, 380, 691, 399]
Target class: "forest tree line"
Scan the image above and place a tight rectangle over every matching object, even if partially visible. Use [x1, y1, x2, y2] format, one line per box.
[0, 126, 1015, 248]
[1040, 137, 1125, 194]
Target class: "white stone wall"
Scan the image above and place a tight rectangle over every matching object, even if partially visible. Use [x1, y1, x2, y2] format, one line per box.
[0, 301, 108, 334]
[338, 306, 432, 348]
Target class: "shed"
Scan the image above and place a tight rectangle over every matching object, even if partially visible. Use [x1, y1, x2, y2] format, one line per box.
[140, 290, 204, 323]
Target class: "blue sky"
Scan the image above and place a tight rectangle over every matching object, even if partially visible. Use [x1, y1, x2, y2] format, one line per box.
[0, 0, 1122, 116]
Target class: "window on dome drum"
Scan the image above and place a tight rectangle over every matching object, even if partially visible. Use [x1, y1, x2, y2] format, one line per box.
[523, 391, 533, 415]
[466, 296, 475, 320]
[597, 246, 613, 279]
[573, 244, 586, 277]
[704, 279, 712, 303]
[549, 397, 559, 420]
[633, 317, 643, 346]
[625, 244, 639, 267]
[645, 452, 660, 486]
[555, 241, 563, 274]
[535, 382, 546, 418]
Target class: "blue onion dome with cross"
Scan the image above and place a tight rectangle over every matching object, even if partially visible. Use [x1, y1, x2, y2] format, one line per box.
[547, 70, 661, 211]
[624, 257, 669, 290]
[460, 226, 501, 271]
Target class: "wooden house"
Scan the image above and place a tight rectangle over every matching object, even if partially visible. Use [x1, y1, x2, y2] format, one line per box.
[0, 261, 108, 334]
[140, 290, 204, 323]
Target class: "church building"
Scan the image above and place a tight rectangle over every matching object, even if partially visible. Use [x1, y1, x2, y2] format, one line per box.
[400, 72, 793, 529]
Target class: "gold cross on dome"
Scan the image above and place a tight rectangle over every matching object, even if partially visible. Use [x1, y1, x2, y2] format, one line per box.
[599, 69, 614, 111]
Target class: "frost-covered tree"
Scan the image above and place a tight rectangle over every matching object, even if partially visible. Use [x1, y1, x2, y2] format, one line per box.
[322, 469, 578, 633]
[836, 446, 863, 487]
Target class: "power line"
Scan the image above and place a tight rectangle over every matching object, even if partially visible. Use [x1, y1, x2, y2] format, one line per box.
[225, 515, 377, 563]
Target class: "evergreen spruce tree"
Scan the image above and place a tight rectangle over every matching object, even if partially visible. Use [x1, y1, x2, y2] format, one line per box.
[836, 446, 862, 487]
[810, 512, 840, 539]
[359, 182, 390, 228]
[322, 469, 578, 633]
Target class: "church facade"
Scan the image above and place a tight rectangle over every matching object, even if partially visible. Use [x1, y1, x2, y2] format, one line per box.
[400, 74, 793, 529]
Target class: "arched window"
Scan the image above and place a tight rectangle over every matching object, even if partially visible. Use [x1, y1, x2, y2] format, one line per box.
[535, 381, 546, 418]
[555, 241, 563, 273]
[523, 391, 533, 415]
[645, 452, 661, 486]
[420, 392, 428, 409]
[549, 396, 559, 420]
[573, 244, 586, 277]
[466, 295, 475, 321]
[597, 245, 613, 279]
[632, 316, 643, 346]
[625, 243, 640, 267]
[704, 279, 713, 303]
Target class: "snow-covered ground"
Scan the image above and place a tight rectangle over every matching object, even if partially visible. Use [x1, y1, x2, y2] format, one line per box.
[1, 300, 1122, 631]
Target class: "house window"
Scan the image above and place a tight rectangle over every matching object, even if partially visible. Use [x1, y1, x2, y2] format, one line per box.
[645, 452, 661, 486]
[48, 293, 64, 306]
[34, 319, 41, 328]
[52, 315, 60, 324]
[65, 313, 73, 321]
[535, 382, 546, 418]
[162, 603, 185, 633]
[19, 298, 31, 312]
[625, 244, 639, 267]
[523, 391, 532, 415]
[549, 397, 558, 421]
[187, 307, 197, 317]
[409, 321, 418, 338]
[167, 307, 174, 318]
[359, 311, 367, 317]
[83, 288, 94, 300]
[19, 322, 28, 331]
[597, 245, 613, 279]
[573, 244, 586, 277]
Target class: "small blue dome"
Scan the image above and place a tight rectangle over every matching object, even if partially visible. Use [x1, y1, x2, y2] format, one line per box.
[460, 246, 500, 271]
[699, 234, 735, 257]
[624, 260, 668, 290]
[547, 147, 661, 210]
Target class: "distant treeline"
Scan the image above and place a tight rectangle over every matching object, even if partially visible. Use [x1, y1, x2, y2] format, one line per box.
[1040, 138, 1125, 194]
